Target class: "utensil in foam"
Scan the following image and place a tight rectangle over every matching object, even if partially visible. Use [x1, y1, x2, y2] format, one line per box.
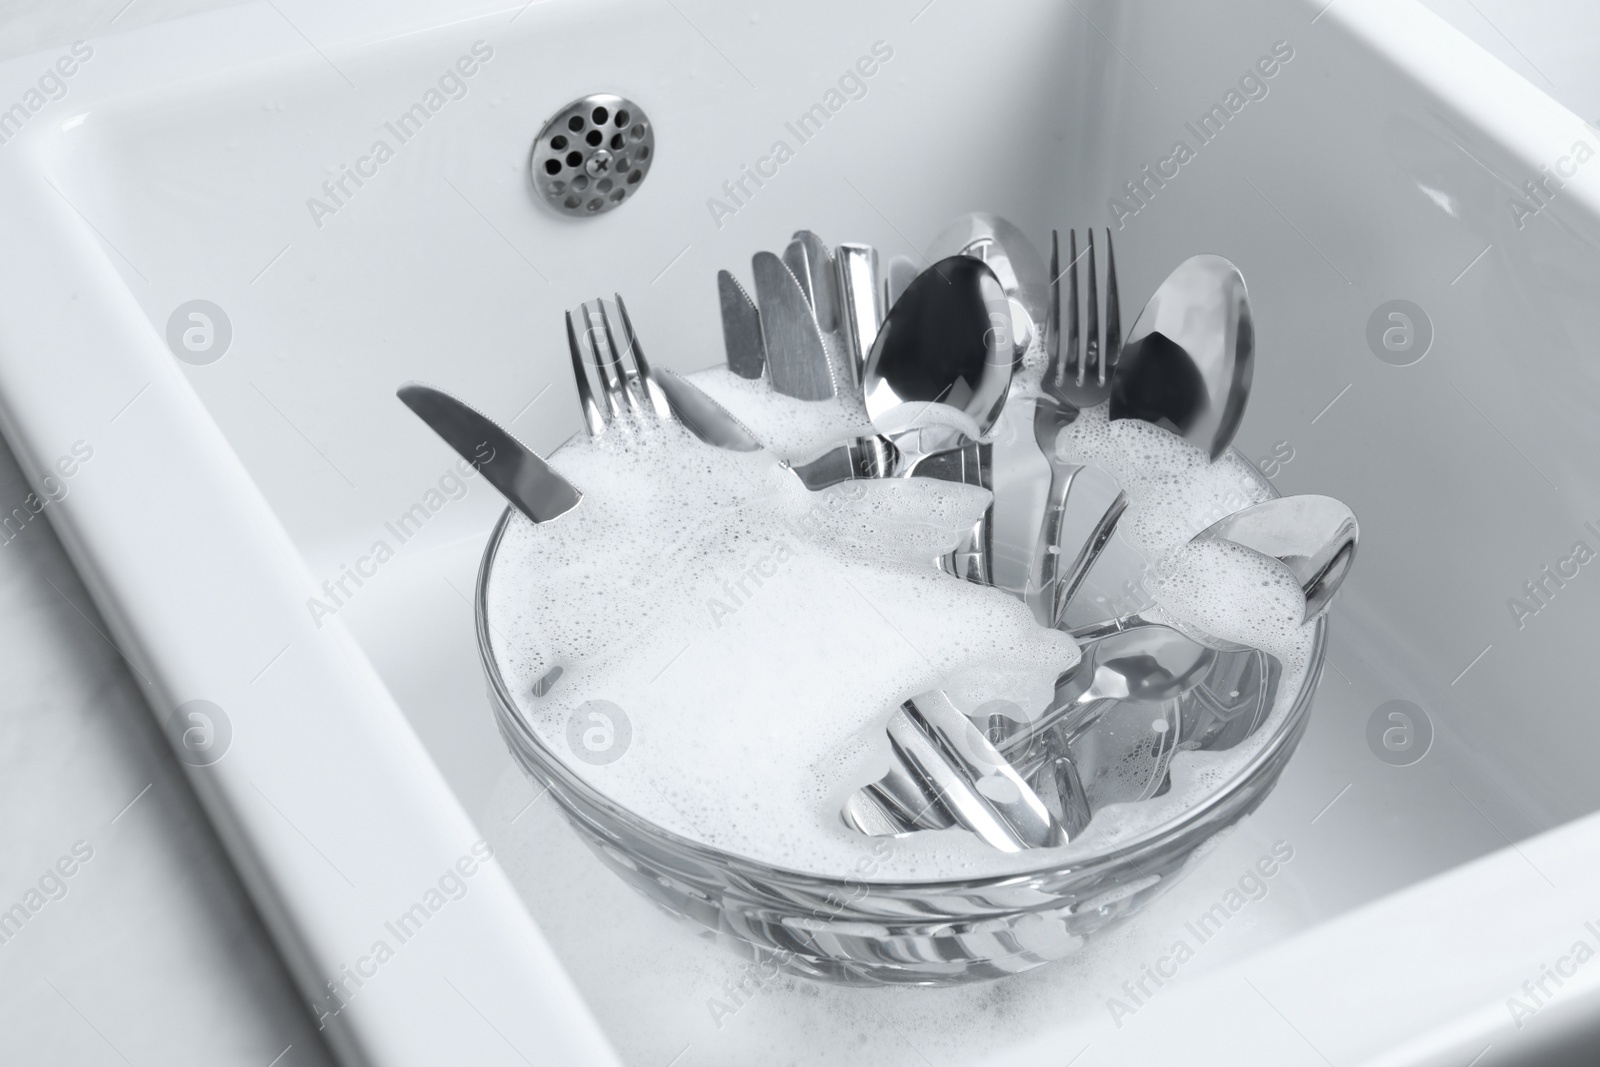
[790, 435, 897, 489]
[752, 251, 836, 401]
[1047, 228, 1123, 409]
[862, 254, 1014, 477]
[930, 213, 1050, 358]
[1111, 253, 1253, 461]
[1190, 495, 1358, 623]
[1068, 494, 1357, 649]
[717, 269, 765, 380]
[834, 242, 882, 386]
[784, 231, 839, 335]
[845, 690, 1067, 851]
[568, 294, 762, 452]
[995, 624, 1217, 772]
[397, 383, 581, 524]
[1042, 246, 1253, 618]
[1029, 228, 1126, 625]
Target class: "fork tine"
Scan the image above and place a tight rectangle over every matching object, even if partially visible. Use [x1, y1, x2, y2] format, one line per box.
[578, 302, 626, 421]
[596, 299, 646, 417]
[1066, 229, 1081, 386]
[1103, 228, 1121, 376]
[1085, 230, 1101, 387]
[613, 292, 672, 419]
[589, 299, 637, 417]
[565, 309, 606, 436]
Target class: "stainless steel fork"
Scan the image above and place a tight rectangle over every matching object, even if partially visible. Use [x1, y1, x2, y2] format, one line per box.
[566, 295, 670, 433]
[567, 294, 762, 451]
[1029, 229, 1128, 628]
[1046, 228, 1121, 408]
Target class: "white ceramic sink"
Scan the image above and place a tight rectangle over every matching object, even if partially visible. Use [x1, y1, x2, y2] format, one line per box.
[4, 0, 1600, 1063]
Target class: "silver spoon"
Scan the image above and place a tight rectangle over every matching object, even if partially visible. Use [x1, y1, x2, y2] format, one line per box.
[1069, 493, 1358, 650]
[928, 213, 1049, 357]
[994, 625, 1215, 767]
[1110, 254, 1254, 461]
[862, 254, 1014, 477]
[1050, 254, 1255, 617]
[1192, 495, 1358, 623]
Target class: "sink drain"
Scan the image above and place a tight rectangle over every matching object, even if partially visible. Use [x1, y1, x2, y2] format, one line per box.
[530, 94, 653, 217]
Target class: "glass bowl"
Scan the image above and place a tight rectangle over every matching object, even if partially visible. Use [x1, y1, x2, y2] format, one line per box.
[474, 461, 1328, 984]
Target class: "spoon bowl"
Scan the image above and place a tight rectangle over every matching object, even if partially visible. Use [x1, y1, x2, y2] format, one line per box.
[1111, 254, 1254, 460]
[996, 624, 1215, 763]
[862, 254, 1015, 473]
[1193, 494, 1359, 623]
[928, 213, 1049, 355]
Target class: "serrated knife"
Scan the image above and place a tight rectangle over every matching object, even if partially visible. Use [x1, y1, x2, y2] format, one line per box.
[397, 382, 581, 523]
[717, 269, 766, 380]
[752, 250, 835, 401]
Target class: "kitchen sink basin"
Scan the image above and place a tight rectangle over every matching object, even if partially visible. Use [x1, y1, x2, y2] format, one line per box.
[4, 0, 1600, 1063]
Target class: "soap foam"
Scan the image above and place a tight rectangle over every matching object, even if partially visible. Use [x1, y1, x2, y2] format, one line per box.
[486, 414, 1078, 878]
[486, 360, 1316, 880]
[689, 366, 876, 463]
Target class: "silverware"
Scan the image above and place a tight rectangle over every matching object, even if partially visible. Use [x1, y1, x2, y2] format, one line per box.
[997, 625, 1216, 770]
[906, 691, 1065, 848]
[651, 368, 764, 452]
[790, 435, 896, 489]
[1040, 754, 1093, 837]
[861, 255, 1014, 476]
[1192, 495, 1357, 623]
[1067, 493, 1355, 650]
[930, 213, 1049, 357]
[1047, 228, 1122, 408]
[911, 441, 994, 585]
[847, 691, 1067, 849]
[717, 270, 766, 380]
[568, 294, 763, 451]
[784, 231, 839, 335]
[1028, 228, 1124, 625]
[862, 254, 1013, 589]
[396, 383, 581, 524]
[1110, 254, 1253, 460]
[1043, 245, 1257, 621]
[752, 251, 836, 401]
[885, 254, 916, 310]
[840, 789, 916, 837]
[834, 243, 882, 385]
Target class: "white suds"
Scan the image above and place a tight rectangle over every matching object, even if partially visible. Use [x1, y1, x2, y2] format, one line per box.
[485, 360, 1316, 880]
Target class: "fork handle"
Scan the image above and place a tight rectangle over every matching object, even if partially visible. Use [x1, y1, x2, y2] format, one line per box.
[1029, 460, 1085, 626]
[1051, 489, 1128, 627]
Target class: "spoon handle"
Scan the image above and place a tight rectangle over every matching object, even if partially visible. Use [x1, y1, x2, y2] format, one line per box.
[1051, 489, 1128, 626]
[1029, 458, 1085, 625]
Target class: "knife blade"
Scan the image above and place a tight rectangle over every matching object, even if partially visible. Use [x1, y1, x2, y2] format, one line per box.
[651, 367, 764, 452]
[717, 269, 766, 380]
[785, 230, 838, 333]
[396, 382, 581, 523]
[752, 251, 835, 401]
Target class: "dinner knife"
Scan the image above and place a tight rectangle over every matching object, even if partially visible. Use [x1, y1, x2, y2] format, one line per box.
[396, 382, 581, 523]
[752, 251, 836, 401]
[717, 269, 766, 380]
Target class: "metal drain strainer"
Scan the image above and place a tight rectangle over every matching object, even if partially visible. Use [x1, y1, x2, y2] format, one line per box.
[530, 94, 653, 217]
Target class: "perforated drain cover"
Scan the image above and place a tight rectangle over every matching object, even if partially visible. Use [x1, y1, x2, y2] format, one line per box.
[530, 94, 653, 217]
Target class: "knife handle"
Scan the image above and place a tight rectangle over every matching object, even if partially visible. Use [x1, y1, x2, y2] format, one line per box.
[835, 244, 881, 392]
